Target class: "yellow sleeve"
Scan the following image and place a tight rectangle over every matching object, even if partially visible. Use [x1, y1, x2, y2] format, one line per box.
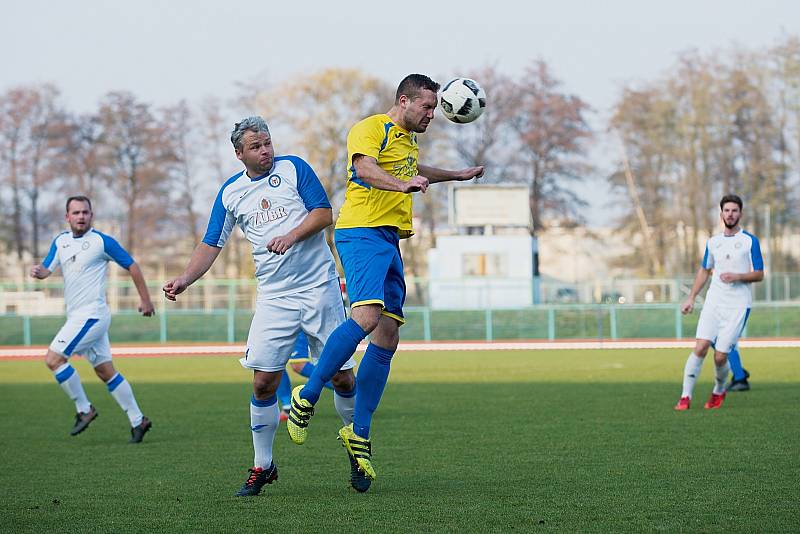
[347, 117, 385, 165]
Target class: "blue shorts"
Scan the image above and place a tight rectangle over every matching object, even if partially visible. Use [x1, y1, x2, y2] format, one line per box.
[335, 227, 406, 324]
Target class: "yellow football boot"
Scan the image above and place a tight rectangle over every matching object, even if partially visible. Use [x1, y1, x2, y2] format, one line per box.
[286, 385, 314, 445]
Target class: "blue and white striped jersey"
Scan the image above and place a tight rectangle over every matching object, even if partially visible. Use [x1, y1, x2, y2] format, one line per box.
[202, 155, 337, 298]
[42, 228, 134, 318]
[701, 229, 763, 308]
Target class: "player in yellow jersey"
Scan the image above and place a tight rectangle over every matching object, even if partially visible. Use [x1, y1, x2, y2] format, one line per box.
[287, 74, 484, 492]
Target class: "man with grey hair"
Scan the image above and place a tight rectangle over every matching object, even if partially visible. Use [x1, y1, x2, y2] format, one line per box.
[163, 116, 357, 496]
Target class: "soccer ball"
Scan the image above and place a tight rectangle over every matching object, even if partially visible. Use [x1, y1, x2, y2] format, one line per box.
[439, 78, 486, 124]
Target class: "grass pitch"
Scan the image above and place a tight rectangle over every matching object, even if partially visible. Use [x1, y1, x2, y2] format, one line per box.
[1, 348, 798, 532]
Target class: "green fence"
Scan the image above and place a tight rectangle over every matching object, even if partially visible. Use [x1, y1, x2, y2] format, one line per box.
[2, 301, 798, 346]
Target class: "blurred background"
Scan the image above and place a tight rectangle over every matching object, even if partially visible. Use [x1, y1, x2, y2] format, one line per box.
[2, 1, 799, 343]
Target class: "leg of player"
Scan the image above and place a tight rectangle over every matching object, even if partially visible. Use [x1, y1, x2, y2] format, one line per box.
[93, 362, 151, 443]
[46, 349, 97, 436]
[704, 349, 730, 409]
[726, 346, 750, 391]
[326, 369, 371, 492]
[291, 360, 334, 390]
[297, 308, 373, 405]
[338, 312, 399, 489]
[237, 370, 281, 497]
[330, 369, 356, 426]
[675, 339, 711, 411]
[352, 315, 399, 440]
[287, 307, 375, 445]
[276, 369, 292, 422]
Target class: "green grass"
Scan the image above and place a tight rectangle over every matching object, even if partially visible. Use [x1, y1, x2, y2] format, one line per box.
[1, 348, 799, 532]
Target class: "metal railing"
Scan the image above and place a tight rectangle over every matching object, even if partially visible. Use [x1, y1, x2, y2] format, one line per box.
[2, 300, 798, 346]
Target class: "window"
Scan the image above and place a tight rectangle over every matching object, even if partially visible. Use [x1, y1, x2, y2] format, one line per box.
[462, 253, 507, 276]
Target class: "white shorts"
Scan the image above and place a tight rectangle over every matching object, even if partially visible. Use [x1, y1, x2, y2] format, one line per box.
[49, 315, 112, 367]
[240, 278, 356, 373]
[695, 305, 750, 354]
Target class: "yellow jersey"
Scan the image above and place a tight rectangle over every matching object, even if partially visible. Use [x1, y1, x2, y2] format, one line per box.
[336, 114, 418, 238]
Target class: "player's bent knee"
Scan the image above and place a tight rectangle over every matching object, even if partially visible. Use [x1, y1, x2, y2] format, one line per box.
[331, 369, 355, 391]
[371, 317, 400, 350]
[44, 350, 67, 371]
[351, 305, 382, 333]
[93, 362, 116, 382]
[253, 370, 281, 398]
[694, 341, 711, 357]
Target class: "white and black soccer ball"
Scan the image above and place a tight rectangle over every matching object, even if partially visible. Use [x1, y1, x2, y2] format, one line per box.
[439, 78, 486, 124]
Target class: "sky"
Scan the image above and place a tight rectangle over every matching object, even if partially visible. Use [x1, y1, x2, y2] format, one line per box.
[2, 0, 798, 223]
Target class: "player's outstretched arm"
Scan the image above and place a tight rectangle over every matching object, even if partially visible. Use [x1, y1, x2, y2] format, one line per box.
[353, 155, 429, 193]
[681, 267, 711, 314]
[267, 208, 332, 255]
[418, 164, 484, 184]
[163, 243, 222, 301]
[29, 265, 52, 280]
[127, 263, 155, 316]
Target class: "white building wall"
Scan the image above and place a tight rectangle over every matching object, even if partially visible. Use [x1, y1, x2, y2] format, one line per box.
[427, 235, 534, 309]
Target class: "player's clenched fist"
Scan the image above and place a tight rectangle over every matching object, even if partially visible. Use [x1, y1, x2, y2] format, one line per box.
[404, 175, 429, 193]
[162, 277, 189, 301]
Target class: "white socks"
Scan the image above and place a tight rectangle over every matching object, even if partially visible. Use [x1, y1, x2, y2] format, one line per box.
[250, 396, 279, 469]
[681, 352, 730, 397]
[53, 363, 91, 413]
[106, 373, 144, 427]
[681, 353, 705, 399]
[334, 389, 356, 426]
[713, 360, 731, 395]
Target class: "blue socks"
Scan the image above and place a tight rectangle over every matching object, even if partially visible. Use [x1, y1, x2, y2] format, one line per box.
[728, 346, 746, 381]
[298, 362, 333, 390]
[353, 343, 395, 439]
[298, 362, 314, 378]
[276, 370, 292, 408]
[300, 319, 366, 405]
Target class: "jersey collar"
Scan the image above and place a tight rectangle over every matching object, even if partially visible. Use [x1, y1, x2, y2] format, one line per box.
[72, 227, 94, 239]
[244, 163, 276, 182]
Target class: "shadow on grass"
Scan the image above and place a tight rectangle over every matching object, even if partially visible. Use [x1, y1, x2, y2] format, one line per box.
[1, 382, 798, 532]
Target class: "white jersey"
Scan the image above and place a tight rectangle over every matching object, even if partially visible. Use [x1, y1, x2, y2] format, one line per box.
[42, 228, 134, 318]
[701, 229, 763, 308]
[202, 155, 337, 298]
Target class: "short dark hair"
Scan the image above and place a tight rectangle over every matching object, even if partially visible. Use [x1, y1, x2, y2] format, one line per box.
[66, 195, 92, 212]
[720, 194, 743, 211]
[395, 74, 440, 104]
[230, 116, 270, 151]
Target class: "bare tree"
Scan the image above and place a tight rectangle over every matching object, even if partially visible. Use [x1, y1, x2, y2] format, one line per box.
[511, 60, 593, 235]
[0, 87, 28, 260]
[163, 100, 204, 245]
[61, 112, 104, 199]
[0, 84, 64, 260]
[608, 41, 799, 275]
[96, 91, 177, 256]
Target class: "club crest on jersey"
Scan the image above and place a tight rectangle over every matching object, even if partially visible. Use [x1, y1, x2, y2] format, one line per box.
[81, 241, 90, 250]
[393, 154, 418, 178]
[735, 242, 742, 249]
[268, 174, 282, 188]
[247, 196, 288, 228]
